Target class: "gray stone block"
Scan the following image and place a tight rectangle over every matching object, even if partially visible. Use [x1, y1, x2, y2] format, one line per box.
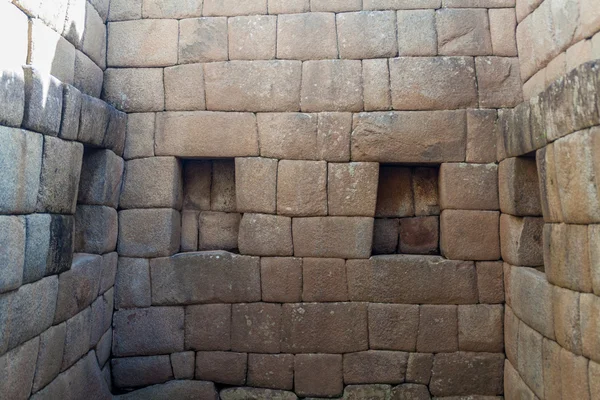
[103, 107, 127, 156]
[0, 127, 43, 214]
[120, 157, 183, 209]
[220, 387, 298, 400]
[118, 380, 218, 400]
[78, 149, 124, 208]
[90, 289, 113, 348]
[74, 50, 104, 98]
[95, 328, 112, 367]
[59, 84, 82, 140]
[171, 351, 195, 379]
[0, 337, 39, 400]
[36, 136, 83, 214]
[112, 355, 173, 389]
[79, 95, 110, 147]
[118, 209, 181, 258]
[0, 216, 25, 293]
[0, 69, 24, 127]
[61, 307, 92, 371]
[98, 252, 118, 295]
[32, 323, 66, 393]
[74, 205, 118, 254]
[115, 257, 151, 309]
[22, 67, 63, 136]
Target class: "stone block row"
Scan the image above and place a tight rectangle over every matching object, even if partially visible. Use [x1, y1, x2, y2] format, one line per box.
[440, 210, 501, 261]
[372, 216, 439, 255]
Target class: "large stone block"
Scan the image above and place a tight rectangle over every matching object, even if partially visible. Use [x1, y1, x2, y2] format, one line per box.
[78, 149, 124, 208]
[499, 157, 542, 216]
[537, 144, 563, 222]
[397, 10, 437, 56]
[317, 112, 352, 161]
[466, 109, 498, 164]
[302, 258, 348, 302]
[500, 215, 544, 266]
[185, 304, 231, 351]
[78, 95, 110, 147]
[74, 205, 118, 254]
[553, 286, 582, 355]
[489, 9, 518, 57]
[32, 323, 66, 393]
[103, 68, 164, 112]
[99, 252, 118, 295]
[150, 252, 261, 305]
[398, 216, 439, 255]
[476, 57, 523, 108]
[178, 17, 228, 63]
[301, 60, 362, 112]
[61, 307, 92, 371]
[440, 210, 500, 261]
[417, 305, 458, 353]
[590, 225, 600, 296]
[292, 217, 373, 259]
[22, 67, 63, 136]
[268, 0, 308, 13]
[376, 167, 414, 217]
[430, 352, 504, 396]
[351, 111, 467, 163]
[0, 2, 29, 70]
[120, 157, 182, 209]
[231, 303, 282, 353]
[30, 15, 75, 81]
[294, 354, 343, 397]
[311, 0, 361, 11]
[103, 107, 128, 157]
[336, 11, 397, 59]
[257, 113, 318, 160]
[196, 351, 247, 385]
[344, 351, 408, 384]
[439, 163, 499, 210]
[115, 258, 151, 309]
[183, 161, 211, 210]
[372, 218, 399, 254]
[363, 59, 391, 111]
[277, 13, 338, 60]
[458, 304, 504, 352]
[221, 387, 297, 400]
[203, 0, 266, 15]
[436, 8, 492, 55]
[210, 159, 236, 212]
[0, 216, 25, 294]
[347, 255, 478, 304]
[112, 355, 173, 388]
[124, 113, 155, 160]
[406, 353, 433, 385]
[238, 214, 293, 256]
[164, 63, 206, 111]
[247, 354, 294, 390]
[118, 209, 181, 258]
[0, 337, 39, 400]
[277, 160, 327, 216]
[413, 167, 440, 216]
[261, 257, 303, 303]
[142, 0, 202, 18]
[235, 157, 277, 214]
[477, 261, 504, 304]
[205, 61, 302, 112]
[198, 211, 241, 251]
[74, 50, 103, 98]
[517, 322, 544, 398]
[281, 303, 368, 353]
[170, 351, 194, 380]
[328, 162, 379, 216]
[118, 380, 218, 400]
[155, 111, 259, 157]
[581, 293, 600, 363]
[368, 304, 419, 351]
[0, 69, 24, 127]
[228, 15, 277, 60]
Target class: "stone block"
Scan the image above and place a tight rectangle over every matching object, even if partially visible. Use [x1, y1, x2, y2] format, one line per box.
[498, 157, 542, 216]
[337, 11, 397, 59]
[406, 353, 434, 385]
[261, 257, 303, 303]
[281, 303, 368, 353]
[372, 219, 399, 254]
[113, 307, 184, 357]
[301, 60, 362, 112]
[235, 157, 277, 214]
[277, 160, 327, 216]
[440, 210, 500, 261]
[178, 17, 228, 64]
[89, 0, 110, 21]
[399, 216, 439, 255]
[566, 40, 594, 72]
[0, 338, 39, 400]
[560, 347, 590, 400]
[81, 2, 106, 69]
[171, 352, 195, 380]
[458, 304, 504, 352]
[61, 308, 91, 371]
[277, 13, 337, 60]
[397, 10, 437, 56]
[363, 59, 392, 111]
[228, 15, 277, 60]
[351, 111, 467, 163]
[268, 0, 308, 13]
[504, 359, 536, 400]
[292, 217, 373, 259]
[96, 328, 112, 367]
[590, 361, 600, 400]
[376, 167, 413, 218]
[390, 384, 430, 400]
[78, 95, 110, 147]
[328, 162, 379, 216]
[504, 306, 519, 366]
[413, 167, 440, 216]
[0, 216, 24, 294]
[112, 355, 173, 388]
[489, 8, 518, 56]
[430, 352, 504, 396]
[302, 258, 348, 302]
[203, 0, 267, 16]
[477, 261, 504, 304]
[345, 385, 393, 399]
[54, 254, 102, 323]
[231, 303, 282, 353]
[238, 214, 293, 256]
[364, 0, 441, 8]
[537, 144, 563, 222]
[476, 57, 523, 108]
[0, 2, 29, 70]
[115, 257, 151, 309]
[196, 351, 247, 385]
[150, 252, 261, 305]
[205, 61, 302, 112]
[590, 225, 600, 296]
[103, 68, 164, 112]
[103, 107, 127, 156]
[142, 0, 202, 18]
[118, 209, 181, 258]
[183, 160, 211, 210]
[210, 159, 236, 212]
[466, 109, 498, 163]
[257, 113, 318, 160]
[78, 149, 124, 208]
[99, 252, 118, 295]
[553, 286, 582, 355]
[181, 211, 199, 252]
[317, 112, 352, 161]
[500, 215, 544, 266]
[439, 163, 499, 210]
[417, 305, 458, 353]
[74, 206, 118, 254]
[120, 157, 183, 209]
[294, 354, 343, 397]
[0, 69, 24, 127]
[220, 387, 297, 400]
[248, 354, 294, 390]
[74, 50, 103, 98]
[391, 56, 477, 110]
[89, 290, 113, 347]
[344, 351, 408, 384]
[32, 323, 66, 393]
[164, 63, 206, 111]
[185, 304, 231, 351]
[437, 8, 492, 55]
[368, 304, 419, 351]
[124, 113, 155, 160]
[22, 67, 63, 136]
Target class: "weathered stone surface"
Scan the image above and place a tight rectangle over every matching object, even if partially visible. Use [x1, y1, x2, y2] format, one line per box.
[363, 0, 441, 8]
[115, 258, 151, 309]
[537, 144, 563, 222]
[430, 352, 504, 396]
[302, 258, 348, 302]
[104, 107, 128, 156]
[337, 11, 397, 59]
[588, 225, 600, 296]
[437, 8, 493, 55]
[301, 60, 363, 112]
[413, 167, 440, 216]
[477, 262, 504, 304]
[150, 252, 261, 305]
[553, 286, 582, 355]
[417, 305, 458, 353]
[458, 304, 504, 352]
[210, 159, 236, 212]
[373, 218, 399, 254]
[504, 358, 536, 400]
[439, 163, 499, 210]
[32, 323, 66, 393]
[292, 217, 373, 259]
[203, 0, 267, 16]
[113, 307, 184, 357]
[590, 360, 600, 400]
[119, 380, 217, 400]
[196, 351, 247, 385]
[440, 210, 500, 261]
[142, 0, 202, 18]
[261, 257, 303, 303]
[170, 352, 194, 380]
[0, 69, 24, 127]
[369, 304, 419, 351]
[560, 347, 590, 400]
[466, 109, 498, 163]
[229, 15, 277, 60]
[89, 283, 111, 345]
[328, 162, 379, 216]
[120, 157, 182, 209]
[239, 214, 293, 256]
[112, 355, 173, 388]
[0, 216, 24, 293]
[0, 2, 29, 70]
[78, 149, 124, 208]
[504, 306, 519, 366]
[155, 111, 259, 157]
[317, 112, 352, 161]
[257, 113, 318, 160]
[344, 384, 392, 400]
[205, 61, 302, 112]
[103, 68, 164, 112]
[185, 304, 231, 351]
[399, 216, 439, 255]
[294, 354, 343, 397]
[344, 351, 408, 384]
[0, 338, 39, 400]
[182, 161, 210, 210]
[476, 57, 523, 108]
[178, 17, 228, 64]
[348, 255, 478, 304]
[74, 206, 118, 254]
[363, 59, 391, 111]
[124, 113, 155, 160]
[232, 303, 282, 353]
[406, 353, 434, 385]
[99, 252, 117, 295]
[78, 95, 110, 147]
[118, 209, 181, 258]
[281, 303, 368, 353]
[221, 387, 297, 400]
[22, 67, 63, 136]
[499, 157, 542, 216]
[390, 57, 477, 110]
[61, 308, 91, 371]
[96, 328, 112, 367]
[277, 13, 337, 60]
[581, 293, 600, 363]
[74, 50, 103, 98]
[277, 160, 327, 216]
[247, 354, 294, 390]
[489, 8, 518, 56]
[500, 214, 544, 266]
[351, 111, 467, 163]
[197, 212, 240, 251]
[164, 64, 205, 111]
[235, 157, 277, 214]
[268, 0, 308, 13]
[397, 10, 437, 56]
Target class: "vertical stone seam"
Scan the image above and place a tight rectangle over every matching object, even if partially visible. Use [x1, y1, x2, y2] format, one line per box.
[334, 12, 340, 59]
[473, 261, 481, 304]
[26, 17, 33, 65]
[202, 64, 209, 112]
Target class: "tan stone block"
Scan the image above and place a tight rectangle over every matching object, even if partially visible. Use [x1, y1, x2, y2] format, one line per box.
[500, 214, 544, 267]
[292, 217, 374, 259]
[476, 57, 523, 108]
[277, 160, 327, 216]
[368, 303, 419, 351]
[593, 32, 600, 60]
[210, 159, 236, 212]
[466, 109, 498, 164]
[183, 160, 211, 210]
[277, 13, 338, 60]
[258, 113, 318, 160]
[235, 157, 277, 214]
[523, 69, 547, 100]
[344, 351, 408, 384]
[203, 0, 267, 16]
[205, 61, 302, 112]
[440, 210, 500, 261]
[178, 17, 228, 63]
[118, 209, 181, 258]
[171, 351, 195, 380]
[155, 111, 259, 158]
[536, 144, 564, 222]
[181, 211, 199, 252]
[560, 347, 590, 400]
[363, 59, 391, 111]
[504, 306, 519, 366]
[142, 0, 202, 18]
[195, 351, 247, 385]
[247, 354, 294, 390]
[517, 322, 544, 398]
[317, 112, 352, 161]
[542, 338, 562, 400]
[397, 10, 437, 56]
[376, 166, 414, 218]
[198, 212, 241, 251]
[82, 2, 107, 69]
[504, 358, 537, 400]
[301, 60, 362, 112]
[443, 0, 515, 5]
[499, 157, 542, 216]
[107, 20, 178, 67]
[399, 216, 439, 255]
[120, 157, 183, 209]
[103, 68, 164, 112]
[489, 8, 518, 56]
[566, 39, 594, 72]
[552, 286, 582, 355]
[590, 225, 600, 296]
[477, 261, 505, 304]
[231, 303, 281, 353]
[390, 57, 477, 110]
[294, 354, 343, 397]
[328, 162, 379, 216]
[185, 304, 231, 351]
[124, 113, 155, 160]
[590, 360, 600, 400]
[364, 0, 441, 9]
[581, 297, 600, 365]
[372, 218, 399, 254]
[546, 52, 567, 86]
[164, 64, 205, 111]
[417, 305, 458, 353]
[260, 257, 302, 303]
[458, 304, 504, 352]
[228, 15, 277, 60]
[337, 11, 397, 59]
[268, 0, 309, 14]
[406, 353, 433, 385]
[437, 8, 493, 56]
[29, 20, 76, 85]
[439, 163, 499, 210]
[302, 258, 348, 302]
[238, 214, 293, 256]
[108, 0, 142, 21]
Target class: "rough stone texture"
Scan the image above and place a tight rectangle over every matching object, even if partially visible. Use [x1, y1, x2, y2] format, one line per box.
[458, 304, 504, 352]
[198, 212, 240, 251]
[412, 168, 440, 216]
[90, 290, 113, 346]
[516, 320, 545, 399]
[261, 257, 303, 303]
[235, 157, 277, 214]
[32, 323, 66, 393]
[78, 95, 110, 147]
[221, 387, 297, 400]
[164, 64, 206, 111]
[417, 305, 458, 353]
[406, 353, 434, 385]
[489, 8, 518, 56]
[150, 252, 261, 305]
[351, 111, 467, 163]
[439, 163, 499, 210]
[178, 17, 228, 64]
[476, 57, 524, 108]
[281, 303, 368, 353]
[590, 225, 600, 296]
[363, 59, 391, 111]
[257, 113, 318, 160]
[344, 384, 393, 400]
[553, 286, 582, 355]
[294, 354, 343, 397]
[124, 113, 155, 160]
[344, 351, 408, 384]
[96, 329, 112, 367]
[372, 219, 399, 254]
[277, 13, 338, 60]
[301, 60, 363, 112]
[0, 69, 25, 128]
[477, 262, 505, 304]
[440, 210, 500, 261]
[499, 156, 542, 216]
[118, 209, 181, 258]
[238, 214, 293, 256]
[210, 159, 236, 212]
[183, 161, 211, 210]
[231, 303, 282, 353]
[115, 257, 151, 309]
[181, 211, 199, 252]
[203, 0, 267, 16]
[78, 150, 124, 208]
[364, 0, 442, 8]
[582, 293, 600, 362]
[500, 214, 544, 266]
[0, 338, 39, 400]
[369, 304, 418, 351]
[302, 258, 348, 302]
[337, 11, 397, 59]
[228, 16, 277, 60]
[120, 157, 182, 209]
[328, 162, 379, 216]
[467, 109, 498, 163]
[142, 0, 202, 18]
[61, 308, 91, 371]
[430, 352, 504, 396]
[247, 354, 294, 390]
[317, 112, 352, 161]
[185, 304, 231, 351]
[399, 216, 439, 255]
[171, 352, 195, 380]
[436, 8, 493, 56]
[22, 67, 63, 136]
[389, 57, 477, 110]
[103, 68, 164, 112]
[268, 0, 308, 13]
[195, 351, 247, 385]
[104, 107, 128, 156]
[81, 2, 107, 69]
[112, 355, 173, 388]
[292, 217, 374, 259]
[397, 10, 437, 56]
[537, 144, 564, 223]
[277, 160, 327, 216]
[0, 216, 24, 293]
[74, 205, 118, 254]
[560, 348, 591, 400]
